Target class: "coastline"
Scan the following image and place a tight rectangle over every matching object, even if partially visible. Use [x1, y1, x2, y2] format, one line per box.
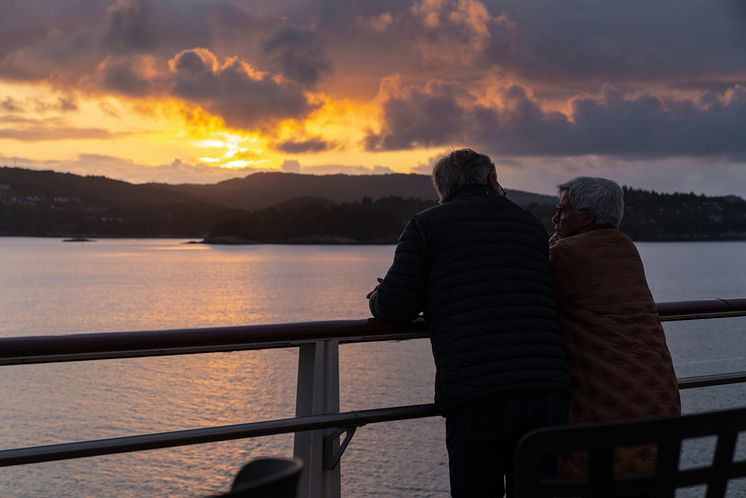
[2, 234, 746, 243]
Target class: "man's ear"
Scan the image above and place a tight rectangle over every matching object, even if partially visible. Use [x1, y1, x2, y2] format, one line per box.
[581, 210, 596, 227]
[487, 171, 499, 190]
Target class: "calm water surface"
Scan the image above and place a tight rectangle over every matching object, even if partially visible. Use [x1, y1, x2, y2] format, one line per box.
[0, 238, 745, 497]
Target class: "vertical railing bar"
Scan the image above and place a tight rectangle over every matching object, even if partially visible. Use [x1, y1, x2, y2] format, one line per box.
[292, 340, 342, 498]
[321, 339, 341, 498]
[294, 342, 323, 498]
[706, 432, 737, 498]
[655, 439, 681, 498]
[587, 448, 614, 497]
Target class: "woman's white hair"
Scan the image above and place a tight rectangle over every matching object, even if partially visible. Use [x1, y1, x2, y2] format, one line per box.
[431, 148, 495, 203]
[558, 177, 625, 227]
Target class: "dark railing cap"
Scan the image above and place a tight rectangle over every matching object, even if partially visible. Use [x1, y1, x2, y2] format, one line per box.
[1, 298, 745, 365]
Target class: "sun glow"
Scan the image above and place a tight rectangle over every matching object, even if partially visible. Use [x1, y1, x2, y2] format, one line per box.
[1, 79, 431, 180]
[192, 131, 269, 169]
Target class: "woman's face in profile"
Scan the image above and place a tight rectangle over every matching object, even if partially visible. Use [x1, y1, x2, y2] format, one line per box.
[552, 191, 592, 238]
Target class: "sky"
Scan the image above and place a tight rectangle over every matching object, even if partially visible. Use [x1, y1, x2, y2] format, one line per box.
[1, 0, 746, 196]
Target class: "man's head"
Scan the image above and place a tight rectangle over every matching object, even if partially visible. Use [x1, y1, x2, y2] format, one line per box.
[552, 177, 624, 238]
[432, 148, 502, 203]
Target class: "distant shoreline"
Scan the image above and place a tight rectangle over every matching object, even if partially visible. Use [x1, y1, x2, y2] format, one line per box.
[2, 234, 746, 244]
[200, 235, 396, 245]
[3, 167, 746, 244]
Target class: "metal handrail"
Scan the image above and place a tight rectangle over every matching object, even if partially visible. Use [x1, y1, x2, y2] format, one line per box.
[0, 319, 428, 365]
[1, 298, 745, 474]
[1, 298, 745, 366]
[2, 371, 745, 468]
[0, 404, 438, 467]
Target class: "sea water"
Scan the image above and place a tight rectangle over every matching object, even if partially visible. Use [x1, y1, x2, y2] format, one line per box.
[0, 238, 745, 497]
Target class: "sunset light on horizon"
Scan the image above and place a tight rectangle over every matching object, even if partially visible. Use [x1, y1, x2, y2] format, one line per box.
[2, 0, 746, 195]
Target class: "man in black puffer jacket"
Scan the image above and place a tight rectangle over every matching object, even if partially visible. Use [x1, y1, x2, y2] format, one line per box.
[368, 149, 569, 498]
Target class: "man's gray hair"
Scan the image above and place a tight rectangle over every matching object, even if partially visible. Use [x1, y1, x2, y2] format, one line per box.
[432, 148, 496, 203]
[558, 177, 625, 227]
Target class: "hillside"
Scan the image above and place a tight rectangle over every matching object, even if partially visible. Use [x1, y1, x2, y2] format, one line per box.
[155, 172, 557, 210]
[2, 166, 746, 241]
[0, 167, 238, 236]
[622, 189, 746, 240]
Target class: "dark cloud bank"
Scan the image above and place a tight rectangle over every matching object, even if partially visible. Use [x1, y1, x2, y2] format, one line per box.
[367, 83, 746, 159]
[2, 0, 746, 161]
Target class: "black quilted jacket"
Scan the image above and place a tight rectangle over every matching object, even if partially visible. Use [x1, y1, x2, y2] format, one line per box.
[369, 185, 569, 412]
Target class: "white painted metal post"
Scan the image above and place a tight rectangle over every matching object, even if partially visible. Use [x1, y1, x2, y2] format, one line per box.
[294, 340, 341, 498]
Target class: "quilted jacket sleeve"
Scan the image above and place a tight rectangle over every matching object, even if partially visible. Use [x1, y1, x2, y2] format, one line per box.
[369, 217, 428, 323]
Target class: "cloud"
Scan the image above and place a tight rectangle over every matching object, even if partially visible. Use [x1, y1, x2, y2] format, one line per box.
[262, 24, 332, 86]
[301, 164, 395, 175]
[366, 81, 746, 159]
[0, 1, 106, 82]
[3, 0, 745, 97]
[1, 97, 23, 112]
[481, 0, 746, 87]
[2, 95, 78, 114]
[0, 153, 261, 184]
[105, 0, 154, 53]
[99, 102, 121, 118]
[33, 96, 79, 113]
[410, 0, 497, 64]
[55, 96, 78, 112]
[365, 79, 474, 150]
[274, 137, 335, 153]
[94, 54, 160, 96]
[0, 116, 124, 141]
[102, 0, 254, 56]
[89, 47, 321, 128]
[0, 127, 116, 141]
[135, 158, 263, 184]
[278, 158, 395, 175]
[167, 48, 318, 129]
[369, 13, 393, 32]
[3, 0, 746, 197]
[280, 159, 301, 173]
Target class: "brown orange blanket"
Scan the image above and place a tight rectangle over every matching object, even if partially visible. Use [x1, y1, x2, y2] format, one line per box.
[550, 228, 681, 478]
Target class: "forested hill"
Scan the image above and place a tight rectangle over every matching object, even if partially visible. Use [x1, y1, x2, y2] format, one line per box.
[1, 166, 746, 241]
[153, 171, 557, 210]
[0, 167, 236, 237]
[621, 188, 746, 240]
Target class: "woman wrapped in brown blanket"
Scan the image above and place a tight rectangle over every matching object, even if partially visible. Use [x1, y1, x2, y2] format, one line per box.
[549, 177, 681, 479]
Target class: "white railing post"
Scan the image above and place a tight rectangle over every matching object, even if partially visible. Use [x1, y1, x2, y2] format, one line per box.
[294, 340, 341, 498]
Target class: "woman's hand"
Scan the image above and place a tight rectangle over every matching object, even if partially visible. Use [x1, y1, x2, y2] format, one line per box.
[549, 232, 560, 247]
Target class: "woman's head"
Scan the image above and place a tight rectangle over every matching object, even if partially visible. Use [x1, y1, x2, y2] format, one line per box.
[552, 177, 624, 238]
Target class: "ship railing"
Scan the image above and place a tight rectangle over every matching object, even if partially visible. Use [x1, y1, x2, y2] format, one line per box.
[0, 298, 745, 498]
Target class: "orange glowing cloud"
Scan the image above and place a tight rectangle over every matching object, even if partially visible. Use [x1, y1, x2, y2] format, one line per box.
[1, 0, 746, 194]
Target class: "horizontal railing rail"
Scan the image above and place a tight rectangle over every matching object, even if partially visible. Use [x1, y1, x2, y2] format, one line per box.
[0, 404, 439, 468]
[4, 367, 746, 469]
[0, 319, 427, 366]
[2, 297, 746, 497]
[1, 298, 745, 366]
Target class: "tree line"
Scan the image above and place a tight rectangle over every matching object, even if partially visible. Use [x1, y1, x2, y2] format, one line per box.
[2, 167, 745, 241]
[207, 189, 746, 243]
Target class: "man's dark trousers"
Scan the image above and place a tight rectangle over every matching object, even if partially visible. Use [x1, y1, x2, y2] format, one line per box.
[446, 393, 568, 498]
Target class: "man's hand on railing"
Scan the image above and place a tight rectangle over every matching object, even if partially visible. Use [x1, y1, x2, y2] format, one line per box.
[366, 278, 383, 300]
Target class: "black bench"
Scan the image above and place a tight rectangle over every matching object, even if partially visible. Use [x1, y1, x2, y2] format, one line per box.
[515, 407, 746, 498]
